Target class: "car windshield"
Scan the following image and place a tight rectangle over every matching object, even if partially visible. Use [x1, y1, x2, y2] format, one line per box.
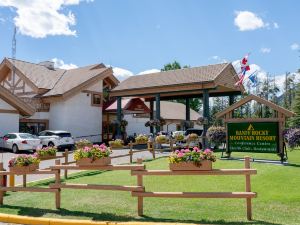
[185, 130, 203, 136]
[19, 134, 37, 139]
[56, 133, 71, 138]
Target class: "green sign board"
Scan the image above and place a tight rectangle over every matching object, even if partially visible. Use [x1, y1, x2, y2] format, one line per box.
[227, 122, 279, 153]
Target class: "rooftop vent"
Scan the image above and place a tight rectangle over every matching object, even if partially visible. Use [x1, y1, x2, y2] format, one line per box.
[38, 61, 55, 70]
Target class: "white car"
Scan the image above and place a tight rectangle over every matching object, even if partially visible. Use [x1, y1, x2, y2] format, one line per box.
[1, 133, 41, 153]
[38, 130, 75, 150]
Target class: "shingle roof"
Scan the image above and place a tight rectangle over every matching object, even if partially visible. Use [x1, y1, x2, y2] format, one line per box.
[113, 63, 230, 91]
[5, 58, 113, 97]
[7, 58, 65, 89]
[43, 65, 109, 96]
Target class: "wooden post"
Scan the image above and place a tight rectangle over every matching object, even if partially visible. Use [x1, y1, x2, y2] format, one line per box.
[170, 139, 174, 152]
[129, 141, 133, 163]
[23, 175, 27, 187]
[0, 163, 4, 205]
[9, 174, 15, 187]
[55, 159, 61, 209]
[64, 149, 69, 179]
[136, 158, 143, 216]
[245, 156, 252, 220]
[155, 93, 161, 133]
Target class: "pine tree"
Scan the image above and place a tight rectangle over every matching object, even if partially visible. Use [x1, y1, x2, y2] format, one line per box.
[290, 83, 300, 127]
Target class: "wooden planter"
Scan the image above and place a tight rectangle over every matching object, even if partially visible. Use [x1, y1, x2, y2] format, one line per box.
[9, 164, 39, 174]
[169, 160, 212, 171]
[109, 144, 124, 149]
[37, 154, 57, 160]
[76, 157, 111, 166]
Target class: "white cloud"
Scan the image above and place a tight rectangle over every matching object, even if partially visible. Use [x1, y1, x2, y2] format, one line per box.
[260, 47, 271, 54]
[111, 67, 134, 81]
[138, 69, 160, 75]
[0, 17, 5, 23]
[51, 58, 78, 70]
[290, 43, 300, 50]
[234, 11, 266, 31]
[0, 0, 92, 38]
[273, 22, 279, 29]
[209, 55, 228, 63]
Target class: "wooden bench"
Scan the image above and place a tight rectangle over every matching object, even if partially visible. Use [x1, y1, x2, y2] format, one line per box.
[131, 157, 257, 220]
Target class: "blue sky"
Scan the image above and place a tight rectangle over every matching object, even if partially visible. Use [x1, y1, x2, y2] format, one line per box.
[0, 0, 299, 82]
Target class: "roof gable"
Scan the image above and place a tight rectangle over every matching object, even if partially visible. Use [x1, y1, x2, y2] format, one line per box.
[0, 85, 35, 116]
[216, 94, 296, 118]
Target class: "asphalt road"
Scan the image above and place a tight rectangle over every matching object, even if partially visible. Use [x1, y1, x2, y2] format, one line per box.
[0, 148, 169, 185]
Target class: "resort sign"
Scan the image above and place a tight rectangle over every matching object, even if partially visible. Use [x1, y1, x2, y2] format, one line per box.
[227, 122, 279, 153]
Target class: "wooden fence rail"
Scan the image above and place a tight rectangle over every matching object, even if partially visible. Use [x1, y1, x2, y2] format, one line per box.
[0, 157, 257, 221]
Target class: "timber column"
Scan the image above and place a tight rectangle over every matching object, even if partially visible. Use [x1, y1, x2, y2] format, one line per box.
[229, 95, 235, 118]
[155, 94, 161, 134]
[185, 98, 190, 130]
[150, 100, 154, 134]
[203, 90, 209, 148]
[116, 96, 122, 138]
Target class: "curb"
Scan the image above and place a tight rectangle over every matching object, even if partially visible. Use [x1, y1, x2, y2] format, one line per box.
[0, 213, 199, 225]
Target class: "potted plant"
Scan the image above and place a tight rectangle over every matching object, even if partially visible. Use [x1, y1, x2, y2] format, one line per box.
[188, 133, 198, 142]
[169, 147, 216, 171]
[155, 135, 168, 144]
[207, 126, 226, 149]
[75, 139, 93, 149]
[74, 144, 111, 166]
[135, 134, 148, 144]
[8, 154, 40, 173]
[35, 146, 57, 159]
[109, 139, 124, 148]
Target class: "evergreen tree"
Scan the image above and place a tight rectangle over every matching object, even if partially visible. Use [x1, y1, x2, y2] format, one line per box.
[291, 83, 300, 127]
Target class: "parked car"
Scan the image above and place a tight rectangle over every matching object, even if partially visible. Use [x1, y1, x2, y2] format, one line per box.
[1, 133, 41, 153]
[38, 130, 75, 150]
[185, 128, 204, 148]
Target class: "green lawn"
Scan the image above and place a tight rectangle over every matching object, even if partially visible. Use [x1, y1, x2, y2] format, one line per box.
[0, 151, 300, 225]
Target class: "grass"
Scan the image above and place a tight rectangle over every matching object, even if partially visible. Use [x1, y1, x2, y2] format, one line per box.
[0, 151, 300, 225]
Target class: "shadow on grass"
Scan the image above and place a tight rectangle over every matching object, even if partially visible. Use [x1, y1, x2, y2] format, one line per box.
[0, 205, 282, 225]
[285, 163, 300, 168]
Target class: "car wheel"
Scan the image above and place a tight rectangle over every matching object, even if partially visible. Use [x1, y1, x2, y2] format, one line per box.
[48, 142, 55, 147]
[12, 144, 19, 154]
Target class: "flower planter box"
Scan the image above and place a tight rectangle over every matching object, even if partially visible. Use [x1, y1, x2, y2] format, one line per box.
[109, 144, 124, 149]
[135, 141, 148, 145]
[9, 164, 39, 174]
[76, 157, 111, 166]
[37, 154, 57, 160]
[169, 160, 212, 171]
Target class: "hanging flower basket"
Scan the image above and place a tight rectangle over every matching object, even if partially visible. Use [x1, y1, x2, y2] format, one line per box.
[188, 133, 198, 142]
[74, 144, 111, 166]
[155, 135, 168, 144]
[174, 133, 185, 141]
[8, 155, 40, 174]
[135, 134, 148, 144]
[109, 139, 124, 149]
[169, 148, 216, 171]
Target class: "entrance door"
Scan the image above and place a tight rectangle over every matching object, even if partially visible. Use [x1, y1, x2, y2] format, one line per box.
[19, 120, 48, 135]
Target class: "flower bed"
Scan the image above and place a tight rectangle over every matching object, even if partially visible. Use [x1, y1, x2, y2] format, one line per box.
[8, 155, 40, 174]
[155, 135, 168, 144]
[35, 146, 57, 159]
[169, 147, 216, 170]
[74, 144, 111, 166]
[135, 134, 148, 144]
[75, 139, 93, 149]
[109, 139, 124, 148]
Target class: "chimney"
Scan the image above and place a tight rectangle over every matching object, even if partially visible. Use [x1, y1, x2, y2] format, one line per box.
[38, 61, 55, 70]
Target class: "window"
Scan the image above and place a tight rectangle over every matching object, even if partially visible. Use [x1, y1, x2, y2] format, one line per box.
[92, 94, 101, 106]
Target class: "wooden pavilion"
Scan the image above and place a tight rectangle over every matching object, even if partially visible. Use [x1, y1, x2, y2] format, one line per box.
[110, 62, 245, 147]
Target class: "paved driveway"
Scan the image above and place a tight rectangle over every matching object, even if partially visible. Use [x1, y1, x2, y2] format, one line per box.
[0, 148, 169, 185]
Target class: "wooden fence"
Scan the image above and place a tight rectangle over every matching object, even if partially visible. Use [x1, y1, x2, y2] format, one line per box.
[0, 157, 257, 220]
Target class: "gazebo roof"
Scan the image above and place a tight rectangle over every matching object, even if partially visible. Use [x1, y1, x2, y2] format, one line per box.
[110, 63, 245, 99]
[216, 94, 296, 118]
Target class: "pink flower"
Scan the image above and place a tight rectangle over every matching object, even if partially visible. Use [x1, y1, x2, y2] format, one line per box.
[93, 144, 99, 148]
[177, 152, 185, 157]
[184, 149, 190, 153]
[84, 146, 91, 152]
[175, 150, 179, 154]
[204, 149, 212, 154]
[193, 147, 200, 152]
